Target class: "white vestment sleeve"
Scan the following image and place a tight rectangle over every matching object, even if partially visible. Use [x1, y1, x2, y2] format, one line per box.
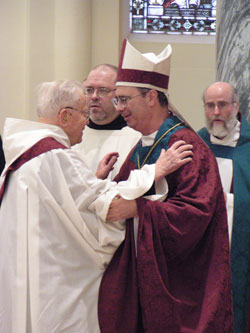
[215, 157, 234, 247]
[89, 164, 156, 221]
[225, 192, 234, 246]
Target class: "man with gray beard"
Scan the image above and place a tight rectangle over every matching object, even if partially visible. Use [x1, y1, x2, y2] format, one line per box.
[198, 81, 250, 333]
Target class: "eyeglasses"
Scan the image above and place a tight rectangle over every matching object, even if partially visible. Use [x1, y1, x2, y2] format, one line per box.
[204, 101, 235, 112]
[83, 87, 116, 98]
[65, 107, 90, 119]
[112, 93, 145, 108]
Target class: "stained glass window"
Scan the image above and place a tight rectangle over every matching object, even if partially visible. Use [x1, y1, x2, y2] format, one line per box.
[130, 0, 216, 36]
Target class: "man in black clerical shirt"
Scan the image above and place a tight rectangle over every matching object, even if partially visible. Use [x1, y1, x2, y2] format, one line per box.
[73, 64, 141, 179]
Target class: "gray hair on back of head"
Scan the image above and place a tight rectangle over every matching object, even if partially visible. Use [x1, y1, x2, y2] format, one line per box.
[36, 80, 83, 118]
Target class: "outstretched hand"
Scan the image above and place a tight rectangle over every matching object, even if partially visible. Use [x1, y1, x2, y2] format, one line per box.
[96, 152, 119, 179]
[155, 140, 193, 181]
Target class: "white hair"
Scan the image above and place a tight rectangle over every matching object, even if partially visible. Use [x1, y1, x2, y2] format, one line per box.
[36, 80, 83, 118]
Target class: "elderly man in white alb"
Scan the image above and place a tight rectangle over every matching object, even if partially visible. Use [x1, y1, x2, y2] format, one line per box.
[0, 80, 193, 333]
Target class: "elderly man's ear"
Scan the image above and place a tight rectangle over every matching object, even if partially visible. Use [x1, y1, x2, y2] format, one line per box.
[58, 109, 69, 127]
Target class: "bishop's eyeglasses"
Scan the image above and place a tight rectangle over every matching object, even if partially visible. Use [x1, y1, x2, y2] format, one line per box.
[112, 93, 145, 108]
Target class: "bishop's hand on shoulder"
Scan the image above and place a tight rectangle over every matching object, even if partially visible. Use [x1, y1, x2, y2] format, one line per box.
[155, 140, 193, 181]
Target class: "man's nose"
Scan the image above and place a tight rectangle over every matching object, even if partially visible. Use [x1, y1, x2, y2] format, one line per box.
[91, 90, 99, 99]
[116, 103, 125, 114]
[213, 104, 221, 116]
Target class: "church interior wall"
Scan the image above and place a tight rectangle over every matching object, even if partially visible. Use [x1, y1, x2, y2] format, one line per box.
[0, 0, 216, 132]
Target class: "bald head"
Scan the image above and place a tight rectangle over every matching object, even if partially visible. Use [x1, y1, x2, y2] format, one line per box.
[203, 82, 239, 105]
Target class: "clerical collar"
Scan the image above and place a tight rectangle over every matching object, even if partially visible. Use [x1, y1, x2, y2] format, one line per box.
[88, 115, 127, 130]
[141, 130, 158, 147]
[210, 120, 241, 147]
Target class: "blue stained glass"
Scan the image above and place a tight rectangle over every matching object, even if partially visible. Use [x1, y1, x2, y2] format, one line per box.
[130, 0, 216, 35]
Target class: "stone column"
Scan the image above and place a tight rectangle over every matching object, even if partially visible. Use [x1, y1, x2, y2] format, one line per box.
[216, 0, 250, 122]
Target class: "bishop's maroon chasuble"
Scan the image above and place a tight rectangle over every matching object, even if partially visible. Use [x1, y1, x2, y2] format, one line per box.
[98, 117, 233, 332]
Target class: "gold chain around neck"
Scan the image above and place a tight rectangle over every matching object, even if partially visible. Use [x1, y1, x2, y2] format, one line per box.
[137, 122, 184, 169]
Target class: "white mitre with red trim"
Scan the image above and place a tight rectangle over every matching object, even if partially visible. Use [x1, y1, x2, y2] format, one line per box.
[116, 38, 191, 128]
